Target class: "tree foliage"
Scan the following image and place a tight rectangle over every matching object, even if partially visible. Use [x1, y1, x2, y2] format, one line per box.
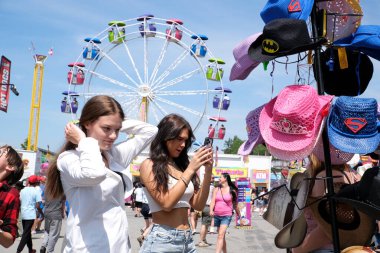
[223, 136, 244, 154]
[20, 138, 34, 151]
[223, 136, 269, 155]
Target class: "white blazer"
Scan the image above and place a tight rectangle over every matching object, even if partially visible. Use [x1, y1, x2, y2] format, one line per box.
[58, 119, 157, 253]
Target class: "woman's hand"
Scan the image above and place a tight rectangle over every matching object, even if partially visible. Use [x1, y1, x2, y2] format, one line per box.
[188, 146, 214, 173]
[65, 122, 86, 144]
[209, 210, 214, 217]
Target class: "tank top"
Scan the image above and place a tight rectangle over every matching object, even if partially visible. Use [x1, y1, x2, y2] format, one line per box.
[144, 174, 194, 213]
[214, 187, 233, 216]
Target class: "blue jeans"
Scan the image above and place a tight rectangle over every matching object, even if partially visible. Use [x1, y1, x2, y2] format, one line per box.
[139, 224, 196, 253]
[213, 215, 233, 227]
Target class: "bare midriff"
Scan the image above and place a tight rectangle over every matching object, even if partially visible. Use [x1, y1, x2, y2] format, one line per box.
[152, 207, 190, 230]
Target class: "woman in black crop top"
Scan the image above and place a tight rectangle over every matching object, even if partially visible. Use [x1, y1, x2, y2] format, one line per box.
[139, 114, 214, 253]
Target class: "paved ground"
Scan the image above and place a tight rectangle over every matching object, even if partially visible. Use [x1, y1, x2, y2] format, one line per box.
[5, 207, 286, 253]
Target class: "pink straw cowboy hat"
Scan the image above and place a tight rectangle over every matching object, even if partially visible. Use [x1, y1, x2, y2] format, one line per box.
[230, 33, 262, 81]
[259, 85, 333, 161]
[238, 104, 265, 155]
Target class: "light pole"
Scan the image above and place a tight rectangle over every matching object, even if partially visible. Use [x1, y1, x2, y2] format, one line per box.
[2, 83, 19, 96]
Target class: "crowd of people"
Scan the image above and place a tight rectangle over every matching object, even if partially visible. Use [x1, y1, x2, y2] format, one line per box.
[1, 95, 243, 253]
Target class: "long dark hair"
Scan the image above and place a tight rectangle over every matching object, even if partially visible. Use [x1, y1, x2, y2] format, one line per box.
[221, 172, 238, 203]
[150, 114, 199, 193]
[45, 95, 124, 199]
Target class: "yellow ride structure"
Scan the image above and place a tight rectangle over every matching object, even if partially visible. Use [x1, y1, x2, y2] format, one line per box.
[27, 54, 48, 151]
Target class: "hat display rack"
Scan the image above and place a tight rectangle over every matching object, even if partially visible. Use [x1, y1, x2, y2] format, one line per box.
[232, 1, 377, 251]
[311, 1, 364, 251]
[309, 3, 340, 251]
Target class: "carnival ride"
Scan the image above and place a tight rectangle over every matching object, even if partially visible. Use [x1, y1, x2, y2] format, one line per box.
[27, 54, 49, 151]
[64, 14, 232, 141]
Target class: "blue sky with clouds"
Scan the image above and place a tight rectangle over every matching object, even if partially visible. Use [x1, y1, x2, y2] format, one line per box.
[1, 0, 379, 153]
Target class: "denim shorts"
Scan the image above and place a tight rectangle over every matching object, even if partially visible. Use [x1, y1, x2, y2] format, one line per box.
[213, 215, 233, 227]
[139, 224, 196, 253]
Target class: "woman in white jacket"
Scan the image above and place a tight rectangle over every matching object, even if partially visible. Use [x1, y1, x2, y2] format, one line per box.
[45, 95, 157, 253]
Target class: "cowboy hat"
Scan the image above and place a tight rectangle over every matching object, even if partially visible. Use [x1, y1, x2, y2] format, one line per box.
[230, 33, 262, 81]
[310, 198, 375, 250]
[274, 172, 310, 248]
[328, 96, 380, 154]
[262, 172, 306, 230]
[259, 84, 333, 161]
[238, 104, 265, 155]
[334, 25, 380, 61]
[249, 19, 326, 62]
[341, 246, 376, 253]
[312, 137, 354, 165]
[260, 0, 314, 24]
[316, 48, 373, 96]
[334, 166, 380, 219]
[317, 0, 362, 43]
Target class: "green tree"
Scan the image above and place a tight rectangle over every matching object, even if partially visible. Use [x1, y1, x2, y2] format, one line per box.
[20, 138, 34, 151]
[223, 136, 244, 154]
[252, 144, 269, 156]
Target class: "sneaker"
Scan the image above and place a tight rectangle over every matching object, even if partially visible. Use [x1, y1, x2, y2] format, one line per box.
[31, 230, 36, 234]
[196, 241, 210, 247]
[40, 246, 46, 253]
[137, 235, 144, 247]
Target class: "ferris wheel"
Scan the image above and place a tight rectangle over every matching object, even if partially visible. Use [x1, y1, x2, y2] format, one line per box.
[62, 14, 231, 137]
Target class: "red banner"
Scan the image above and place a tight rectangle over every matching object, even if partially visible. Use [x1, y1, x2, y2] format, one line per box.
[0, 56, 11, 112]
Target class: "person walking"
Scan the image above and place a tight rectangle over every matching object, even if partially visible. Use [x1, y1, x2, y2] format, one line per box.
[196, 176, 215, 247]
[210, 172, 240, 253]
[44, 95, 158, 253]
[137, 187, 152, 247]
[139, 113, 214, 253]
[17, 175, 44, 253]
[134, 183, 143, 217]
[0, 145, 24, 248]
[39, 195, 65, 253]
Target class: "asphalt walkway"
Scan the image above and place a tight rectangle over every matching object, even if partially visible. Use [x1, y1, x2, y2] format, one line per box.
[4, 207, 285, 253]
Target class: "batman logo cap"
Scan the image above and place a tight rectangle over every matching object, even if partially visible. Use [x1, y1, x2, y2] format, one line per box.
[249, 19, 326, 63]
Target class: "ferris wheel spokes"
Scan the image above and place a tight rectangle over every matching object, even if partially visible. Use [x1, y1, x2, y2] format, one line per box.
[119, 39, 144, 84]
[148, 34, 171, 85]
[149, 103, 162, 123]
[151, 49, 188, 89]
[153, 68, 201, 92]
[87, 69, 139, 93]
[100, 49, 140, 88]
[154, 96, 205, 118]
[155, 90, 208, 96]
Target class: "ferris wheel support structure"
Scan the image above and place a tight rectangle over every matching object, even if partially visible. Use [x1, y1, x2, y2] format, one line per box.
[27, 55, 48, 151]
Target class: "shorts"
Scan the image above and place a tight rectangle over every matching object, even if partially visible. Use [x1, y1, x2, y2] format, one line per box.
[141, 203, 152, 220]
[201, 206, 212, 226]
[135, 201, 143, 208]
[213, 215, 232, 228]
[139, 224, 196, 253]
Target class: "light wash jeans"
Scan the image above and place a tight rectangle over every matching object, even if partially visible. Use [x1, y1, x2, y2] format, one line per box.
[139, 224, 196, 253]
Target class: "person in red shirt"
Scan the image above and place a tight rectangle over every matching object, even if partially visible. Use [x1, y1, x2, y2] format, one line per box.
[0, 145, 24, 248]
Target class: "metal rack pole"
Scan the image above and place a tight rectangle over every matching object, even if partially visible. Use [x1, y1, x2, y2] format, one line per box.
[310, 3, 341, 252]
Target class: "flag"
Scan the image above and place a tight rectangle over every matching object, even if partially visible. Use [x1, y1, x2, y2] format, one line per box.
[48, 48, 54, 56]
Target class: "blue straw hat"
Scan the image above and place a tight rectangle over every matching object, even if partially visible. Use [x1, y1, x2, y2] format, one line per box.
[328, 96, 380, 154]
[260, 0, 314, 24]
[334, 25, 380, 61]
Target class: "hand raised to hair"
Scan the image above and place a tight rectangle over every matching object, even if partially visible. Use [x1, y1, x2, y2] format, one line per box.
[65, 122, 86, 145]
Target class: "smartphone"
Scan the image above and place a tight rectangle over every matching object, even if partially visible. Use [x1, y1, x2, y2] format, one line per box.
[203, 137, 213, 147]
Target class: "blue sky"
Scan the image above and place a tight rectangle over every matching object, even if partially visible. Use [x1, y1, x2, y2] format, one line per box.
[1, 0, 379, 153]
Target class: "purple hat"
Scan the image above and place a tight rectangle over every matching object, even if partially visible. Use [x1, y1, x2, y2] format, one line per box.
[260, 0, 314, 24]
[230, 33, 261, 81]
[238, 104, 265, 155]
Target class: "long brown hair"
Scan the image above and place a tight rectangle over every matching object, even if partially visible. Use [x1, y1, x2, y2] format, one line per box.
[149, 114, 199, 193]
[45, 95, 124, 199]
